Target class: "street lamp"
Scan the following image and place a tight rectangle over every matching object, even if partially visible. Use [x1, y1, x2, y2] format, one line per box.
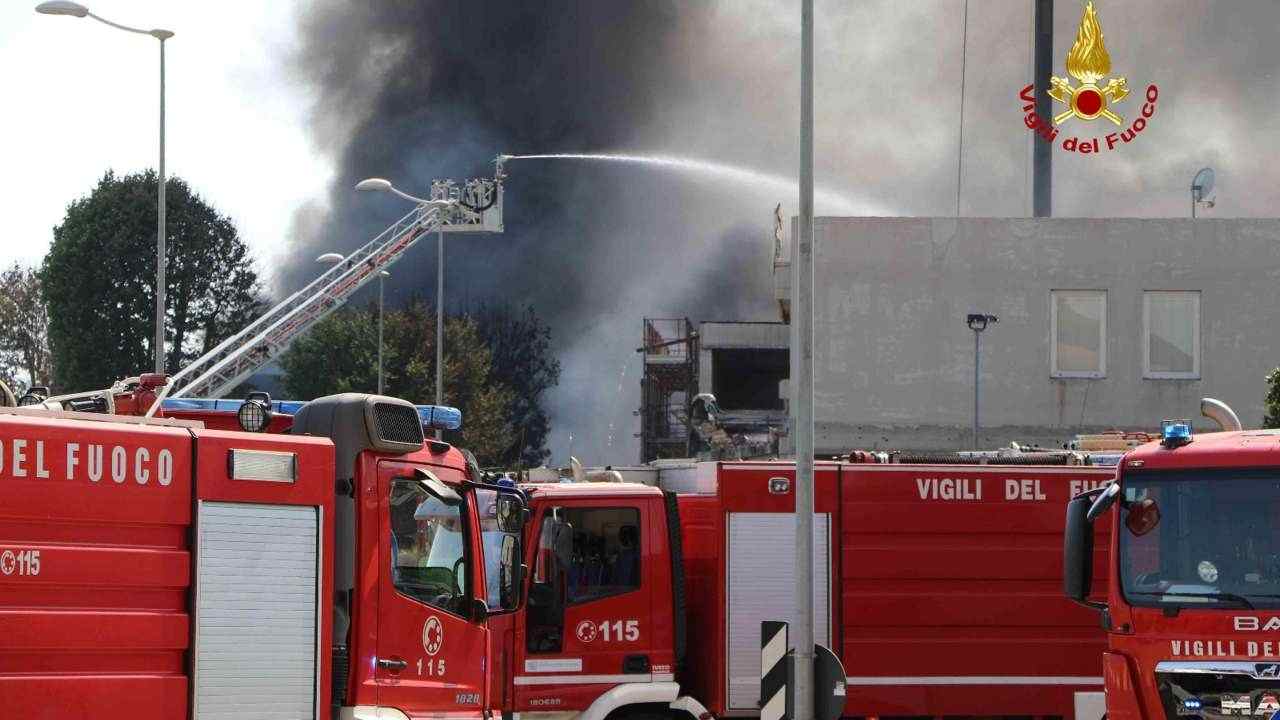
[355, 178, 454, 436]
[966, 313, 998, 449]
[37, 1, 174, 375]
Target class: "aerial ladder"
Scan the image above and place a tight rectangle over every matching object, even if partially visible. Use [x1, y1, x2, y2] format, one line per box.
[9, 158, 506, 415]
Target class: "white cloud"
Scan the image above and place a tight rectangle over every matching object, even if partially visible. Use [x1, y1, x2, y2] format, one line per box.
[0, 1, 331, 281]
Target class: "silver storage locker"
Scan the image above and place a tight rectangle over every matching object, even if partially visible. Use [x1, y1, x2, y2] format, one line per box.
[194, 502, 320, 720]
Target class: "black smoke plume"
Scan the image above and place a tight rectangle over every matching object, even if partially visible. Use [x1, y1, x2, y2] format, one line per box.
[287, 2, 779, 464]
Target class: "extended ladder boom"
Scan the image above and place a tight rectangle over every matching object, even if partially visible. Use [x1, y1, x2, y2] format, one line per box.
[166, 203, 445, 401]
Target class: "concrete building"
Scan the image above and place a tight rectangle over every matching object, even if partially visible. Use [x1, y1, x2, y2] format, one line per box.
[769, 217, 1280, 453]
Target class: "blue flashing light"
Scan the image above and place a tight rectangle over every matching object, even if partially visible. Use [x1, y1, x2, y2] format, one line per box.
[416, 405, 463, 431]
[1161, 419, 1192, 447]
[163, 398, 307, 415]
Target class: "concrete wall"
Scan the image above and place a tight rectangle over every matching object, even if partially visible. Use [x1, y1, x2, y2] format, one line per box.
[794, 217, 1280, 452]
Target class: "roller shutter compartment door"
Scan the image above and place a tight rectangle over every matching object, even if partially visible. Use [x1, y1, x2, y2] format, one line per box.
[194, 502, 320, 720]
[726, 512, 831, 711]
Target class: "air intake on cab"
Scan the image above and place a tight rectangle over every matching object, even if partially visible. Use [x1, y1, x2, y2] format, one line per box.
[370, 400, 426, 449]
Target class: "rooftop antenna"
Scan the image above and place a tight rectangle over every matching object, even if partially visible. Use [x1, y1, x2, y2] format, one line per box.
[1191, 167, 1215, 219]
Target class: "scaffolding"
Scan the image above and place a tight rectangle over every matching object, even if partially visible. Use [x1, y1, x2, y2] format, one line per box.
[638, 318, 699, 463]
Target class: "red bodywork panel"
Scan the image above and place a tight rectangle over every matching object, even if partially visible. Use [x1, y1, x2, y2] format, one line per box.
[0, 412, 334, 720]
[677, 460, 1114, 718]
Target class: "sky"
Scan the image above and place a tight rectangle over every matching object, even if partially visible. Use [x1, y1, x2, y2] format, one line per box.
[3, 1, 1279, 466]
[0, 1, 327, 278]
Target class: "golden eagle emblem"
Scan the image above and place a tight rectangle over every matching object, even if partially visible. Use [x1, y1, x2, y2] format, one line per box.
[1048, 1, 1128, 126]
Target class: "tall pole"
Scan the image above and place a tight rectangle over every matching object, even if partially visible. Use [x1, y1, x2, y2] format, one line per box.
[154, 36, 167, 373]
[973, 329, 981, 449]
[794, 0, 816, 718]
[1033, 0, 1053, 217]
[378, 273, 386, 395]
[435, 228, 445, 439]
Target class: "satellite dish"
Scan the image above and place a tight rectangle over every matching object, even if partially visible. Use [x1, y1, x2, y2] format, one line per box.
[1191, 167, 1215, 201]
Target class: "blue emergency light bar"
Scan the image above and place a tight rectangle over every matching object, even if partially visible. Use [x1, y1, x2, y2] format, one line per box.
[162, 398, 306, 415]
[164, 397, 462, 431]
[1161, 419, 1192, 448]
[416, 405, 462, 431]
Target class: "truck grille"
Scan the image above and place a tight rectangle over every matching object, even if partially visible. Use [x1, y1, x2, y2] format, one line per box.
[1156, 662, 1280, 720]
[373, 401, 425, 446]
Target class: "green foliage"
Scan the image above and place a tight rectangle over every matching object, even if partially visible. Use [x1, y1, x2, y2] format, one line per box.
[279, 300, 519, 466]
[0, 263, 52, 390]
[1265, 368, 1280, 429]
[40, 170, 262, 391]
[475, 304, 561, 468]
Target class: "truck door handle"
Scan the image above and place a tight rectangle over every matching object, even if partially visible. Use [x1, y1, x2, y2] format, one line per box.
[377, 657, 408, 672]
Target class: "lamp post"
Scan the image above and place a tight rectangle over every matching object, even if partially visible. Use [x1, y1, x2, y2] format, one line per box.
[966, 313, 998, 449]
[355, 179, 454, 436]
[37, 1, 173, 374]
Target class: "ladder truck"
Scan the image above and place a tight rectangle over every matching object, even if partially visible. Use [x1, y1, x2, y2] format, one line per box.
[7, 158, 506, 414]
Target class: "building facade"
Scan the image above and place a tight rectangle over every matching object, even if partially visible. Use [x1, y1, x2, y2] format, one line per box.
[766, 217, 1280, 453]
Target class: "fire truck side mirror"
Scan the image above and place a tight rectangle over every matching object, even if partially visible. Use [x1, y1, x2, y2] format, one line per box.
[499, 533, 524, 611]
[1063, 492, 1104, 611]
[496, 495, 527, 533]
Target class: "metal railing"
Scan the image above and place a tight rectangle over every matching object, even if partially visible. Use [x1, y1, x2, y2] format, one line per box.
[162, 204, 445, 402]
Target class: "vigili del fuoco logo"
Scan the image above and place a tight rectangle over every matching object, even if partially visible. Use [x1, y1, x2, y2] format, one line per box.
[1019, 1, 1159, 154]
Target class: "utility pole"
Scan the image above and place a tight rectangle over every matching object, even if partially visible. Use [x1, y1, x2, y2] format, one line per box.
[794, 0, 816, 718]
[1033, 0, 1053, 217]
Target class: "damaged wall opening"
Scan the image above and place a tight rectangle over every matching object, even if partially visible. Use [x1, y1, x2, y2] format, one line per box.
[712, 349, 788, 411]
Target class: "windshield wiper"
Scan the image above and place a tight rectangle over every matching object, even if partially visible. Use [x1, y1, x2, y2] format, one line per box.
[1131, 591, 1255, 609]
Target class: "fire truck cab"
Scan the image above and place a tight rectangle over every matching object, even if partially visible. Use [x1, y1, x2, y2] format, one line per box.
[1065, 420, 1280, 720]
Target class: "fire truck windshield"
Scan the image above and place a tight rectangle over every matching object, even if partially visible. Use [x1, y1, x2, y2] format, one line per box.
[1121, 469, 1280, 609]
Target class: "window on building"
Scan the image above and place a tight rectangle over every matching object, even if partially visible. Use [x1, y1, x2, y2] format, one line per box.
[1051, 290, 1107, 378]
[389, 478, 470, 616]
[1144, 291, 1200, 379]
[712, 348, 788, 410]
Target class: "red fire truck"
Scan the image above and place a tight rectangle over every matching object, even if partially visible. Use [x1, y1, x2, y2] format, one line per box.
[0, 385, 1119, 720]
[1064, 407, 1280, 720]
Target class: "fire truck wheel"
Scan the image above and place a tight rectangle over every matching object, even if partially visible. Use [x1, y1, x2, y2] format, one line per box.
[606, 705, 673, 720]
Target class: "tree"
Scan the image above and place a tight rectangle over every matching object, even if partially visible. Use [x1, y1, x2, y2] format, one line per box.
[1265, 368, 1280, 429]
[41, 170, 262, 392]
[475, 304, 561, 467]
[0, 263, 52, 390]
[279, 300, 516, 465]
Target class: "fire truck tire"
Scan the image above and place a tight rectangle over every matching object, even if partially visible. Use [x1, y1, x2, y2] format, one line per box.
[606, 707, 669, 720]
